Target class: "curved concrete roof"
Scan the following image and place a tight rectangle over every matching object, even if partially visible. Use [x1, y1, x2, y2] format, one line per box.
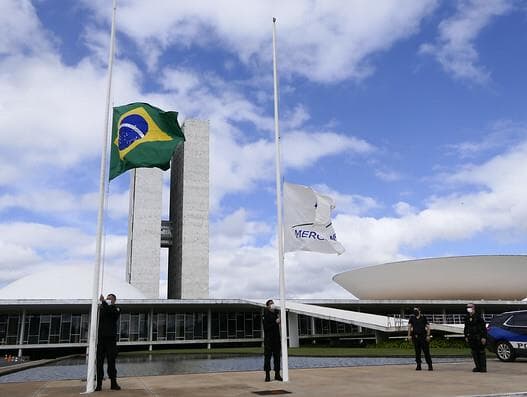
[333, 255, 527, 300]
[0, 266, 146, 300]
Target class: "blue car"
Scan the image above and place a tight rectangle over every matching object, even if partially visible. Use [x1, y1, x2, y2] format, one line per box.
[487, 310, 527, 362]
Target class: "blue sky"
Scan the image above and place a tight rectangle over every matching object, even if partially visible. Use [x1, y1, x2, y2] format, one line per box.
[1, 0, 526, 299]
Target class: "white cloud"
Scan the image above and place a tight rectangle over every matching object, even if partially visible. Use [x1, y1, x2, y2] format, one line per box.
[209, 138, 527, 298]
[340, 140, 527, 259]
[393, 201, 417, 217]
[0, 187, 130, 222]
[2, 1, 525, 301]
[375, 169, 403, 182]
[0, 0, 53, 56]
[312, 184, 380, 216]
[210, 208, 272, 251]
[420, 0, 514, 83]
[0, 221, 127, 287]
[83, 0, 437, 83]
[446, 120, 527, 158]
[156, 66, 375, 211]
[283, 105, 310, 129]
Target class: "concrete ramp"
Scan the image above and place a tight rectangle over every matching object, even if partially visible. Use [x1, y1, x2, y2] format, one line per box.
[270, 301, 464, 334]
[284, 301, 408, 332]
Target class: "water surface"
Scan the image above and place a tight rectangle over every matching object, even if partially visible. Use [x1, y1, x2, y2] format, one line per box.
[0, 354, 468, 383]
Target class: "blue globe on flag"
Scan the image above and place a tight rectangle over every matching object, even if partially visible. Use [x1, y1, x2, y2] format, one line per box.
[118, 114, 148, 150]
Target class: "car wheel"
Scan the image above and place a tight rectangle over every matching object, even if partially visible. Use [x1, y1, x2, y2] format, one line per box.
[496, 341, 516, 362]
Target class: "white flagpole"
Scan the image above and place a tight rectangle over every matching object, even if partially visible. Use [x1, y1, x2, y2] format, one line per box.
[272, 17, 289, 382]
[85, 0, 117, 393]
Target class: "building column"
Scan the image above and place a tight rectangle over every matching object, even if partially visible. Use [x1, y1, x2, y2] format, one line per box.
[375, 330, 388, 344]
[261, 309, 265, 348]
[17, 309, 26, 358]
[310, 316, 316, 344]
[148, 308, 154, 352]
[287, 312, 299, 348]
[207, 309, 212, 350]
[356, 307, 363, 334]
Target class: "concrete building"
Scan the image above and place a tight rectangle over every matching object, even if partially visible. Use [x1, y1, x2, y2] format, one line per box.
[126, 168, 163, 299]
[127, 119, 209, 299]
[0, 260, 526, 357]
[334, 255, 527, 300]
[167, 120, 209, 299]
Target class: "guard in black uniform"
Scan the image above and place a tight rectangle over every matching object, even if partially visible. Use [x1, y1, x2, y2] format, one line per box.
[464, 303, 487, 373]
[407, 306, 433, 371]
[263, 299, 282, 382]
[96, 293, 121, 391]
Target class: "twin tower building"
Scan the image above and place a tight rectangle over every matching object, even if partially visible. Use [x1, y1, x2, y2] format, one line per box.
[125, 120, 209, 299]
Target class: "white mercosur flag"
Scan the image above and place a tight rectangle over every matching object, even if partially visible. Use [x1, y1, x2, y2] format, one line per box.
[283, 182, 345, 255]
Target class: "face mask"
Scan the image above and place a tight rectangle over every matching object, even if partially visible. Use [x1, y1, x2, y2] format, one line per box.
[413, 309, 419, 316]
[269, 304, 276, 312]
[106, 299, 113, 306]
[467, 307, 473, 314]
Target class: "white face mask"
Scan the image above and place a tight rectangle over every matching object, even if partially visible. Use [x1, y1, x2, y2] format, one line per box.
[106, 299, 113, 306]
[269, 304, 276, 312]
[467, 307, 474, 314]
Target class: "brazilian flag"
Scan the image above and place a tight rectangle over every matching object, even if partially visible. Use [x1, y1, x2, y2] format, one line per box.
[109, 102, 185, 180]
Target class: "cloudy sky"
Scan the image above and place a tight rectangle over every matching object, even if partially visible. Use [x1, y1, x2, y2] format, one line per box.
[1, 0, 526, 299]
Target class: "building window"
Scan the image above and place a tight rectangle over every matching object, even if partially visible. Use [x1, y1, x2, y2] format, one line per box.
[18, 313, 88, 345]
[0, 314, 20, 345]
[210, 311, 262, 340]
[151, 312, 208, 342]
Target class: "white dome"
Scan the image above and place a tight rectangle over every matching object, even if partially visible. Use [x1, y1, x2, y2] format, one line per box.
[0, 266, 146, 300]
[333, 255, 527, 300]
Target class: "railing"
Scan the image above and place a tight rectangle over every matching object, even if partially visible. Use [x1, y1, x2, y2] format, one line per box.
[385, 315, 406, 330]
[390, 313, 495, 325]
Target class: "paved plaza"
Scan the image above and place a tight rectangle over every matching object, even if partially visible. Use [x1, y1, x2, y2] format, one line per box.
[1, 359, 527, 397]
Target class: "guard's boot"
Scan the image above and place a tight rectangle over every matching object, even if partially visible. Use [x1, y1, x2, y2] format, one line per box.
[265, 371, 271, 382]
[428, 365, 433, 371]
[110, 379, 121, 390]
[95, 382, 102, 392]
[416, 364, 422, 371]
[275, 371, 283, 381]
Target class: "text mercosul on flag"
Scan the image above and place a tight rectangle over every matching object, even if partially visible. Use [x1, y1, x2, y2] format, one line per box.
[283, 181, 345, 255]
[109, 102, 185, 180]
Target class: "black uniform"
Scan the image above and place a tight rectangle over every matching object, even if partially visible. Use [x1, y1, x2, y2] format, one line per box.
[464, 312, 487, 372]
[96, 301, 120, 385]
[409, 314, 433, 369]
[263, 308, 281, 373]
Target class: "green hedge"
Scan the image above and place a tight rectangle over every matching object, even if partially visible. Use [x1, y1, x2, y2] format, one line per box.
[373, 337, 466, 349]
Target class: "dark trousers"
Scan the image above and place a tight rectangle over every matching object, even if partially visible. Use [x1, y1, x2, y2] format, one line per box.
[96, 338, 117, 383]
[471, 348, 487, 371]
[264, 344, 280, 372]
[413, 336, 432, 366]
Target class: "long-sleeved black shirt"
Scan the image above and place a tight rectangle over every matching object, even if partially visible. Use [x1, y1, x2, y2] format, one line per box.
[98, 301, 120, 340]
[464, 312, 487, 348]
[263, 309, 280, 348]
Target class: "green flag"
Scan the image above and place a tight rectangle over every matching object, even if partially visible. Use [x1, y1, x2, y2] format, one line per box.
[109, 102, 185, 180]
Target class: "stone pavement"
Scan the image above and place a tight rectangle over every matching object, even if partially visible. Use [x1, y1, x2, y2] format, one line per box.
[1, 360, 527, 397]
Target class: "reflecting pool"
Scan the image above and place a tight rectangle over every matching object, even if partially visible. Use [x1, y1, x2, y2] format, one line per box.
[0, 354, 468, 383]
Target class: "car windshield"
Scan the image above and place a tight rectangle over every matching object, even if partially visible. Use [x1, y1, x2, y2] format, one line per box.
[506, 312, 527, 327]
[490, 314, 509, 325]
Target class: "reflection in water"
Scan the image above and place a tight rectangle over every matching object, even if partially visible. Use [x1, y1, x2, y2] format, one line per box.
[0, 354, 467, 383]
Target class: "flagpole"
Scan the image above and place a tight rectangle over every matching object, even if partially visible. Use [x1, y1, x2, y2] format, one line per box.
[85, 0, 117, 393]
[272, 17, 289, 382]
